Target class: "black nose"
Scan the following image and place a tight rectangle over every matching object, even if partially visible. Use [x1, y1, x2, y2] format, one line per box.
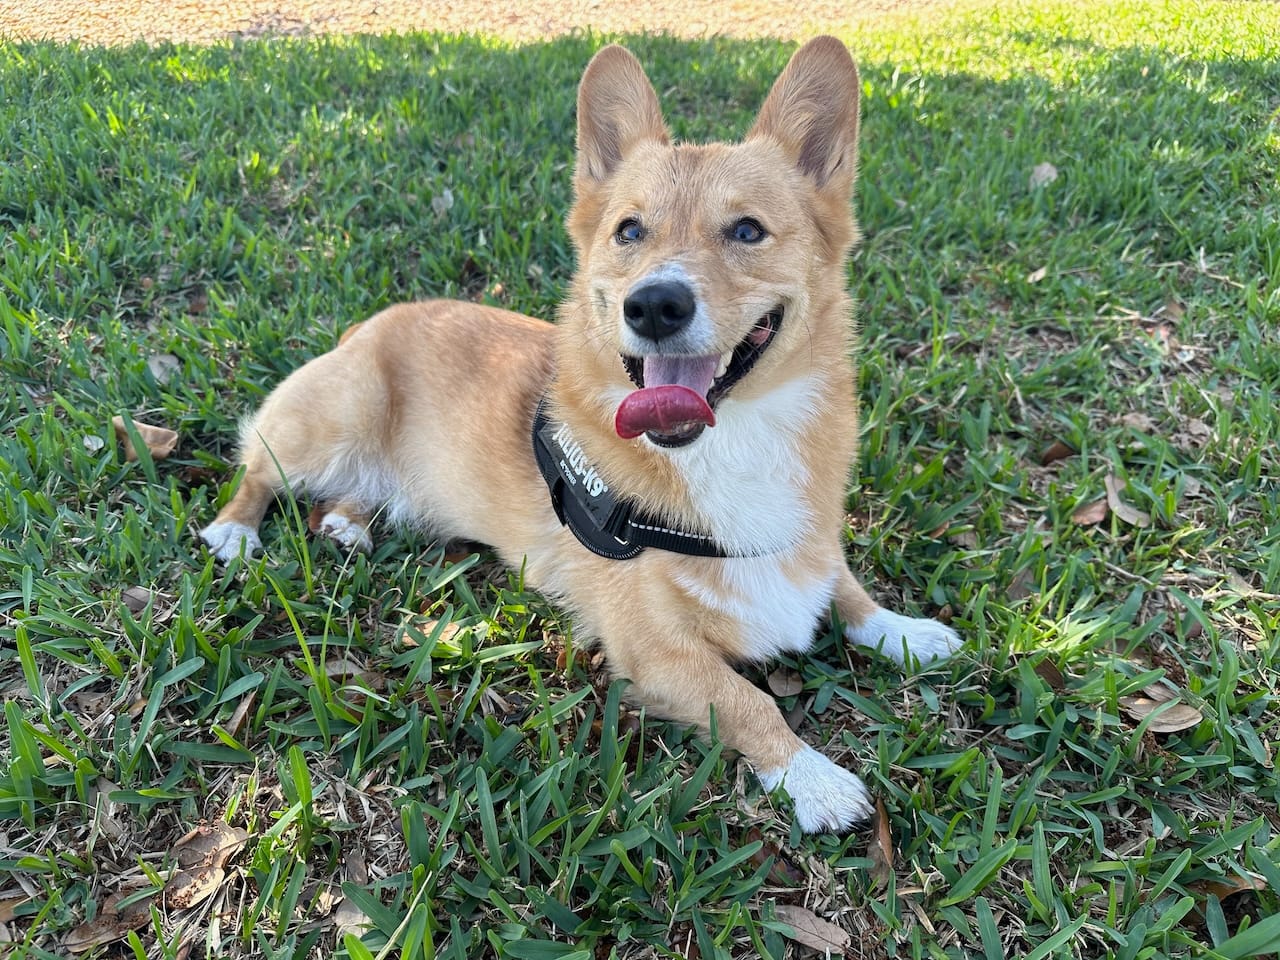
[623, 281, 696, 342]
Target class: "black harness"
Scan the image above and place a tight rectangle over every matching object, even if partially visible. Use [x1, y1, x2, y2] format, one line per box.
[531, 396, 731, 560]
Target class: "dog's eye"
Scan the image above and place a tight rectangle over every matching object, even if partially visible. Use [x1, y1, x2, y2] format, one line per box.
[615, 218, 646, 245]
[728, 218, 766, 244]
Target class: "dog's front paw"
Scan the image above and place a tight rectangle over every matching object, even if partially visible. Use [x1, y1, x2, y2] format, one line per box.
[316, 512, 372, 553]
[200, 521, 262, 563]
[846, 608, 961, 667]
[758, 745, 874, 833]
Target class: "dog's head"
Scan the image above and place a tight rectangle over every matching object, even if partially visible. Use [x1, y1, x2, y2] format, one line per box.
[563, 37, 862, 449]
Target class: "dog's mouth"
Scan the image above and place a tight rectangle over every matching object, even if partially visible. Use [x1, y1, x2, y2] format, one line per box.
[614, 308, 783, 447]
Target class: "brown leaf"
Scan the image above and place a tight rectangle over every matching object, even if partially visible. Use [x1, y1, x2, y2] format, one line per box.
[112, 415, 178, 461]
[1072, 499, 1109, 525]
[1026, 265, 1048, 284]
[744, 828, 805, 886]
[1041, 439, 1074, 465]
[1119, 694, 1203, 733]
[121, 585, 153, 615]
[767, 666, 804, 698]
[333, 854, 373, 938]
[164, 866, 224, 910]
[0, 897, 29, 923]
[1187, 874, 1267, 903]
[63, 888, 154, 954]
[1032, 658, 1065, 691]
[401, 616, 462, 649]
[772, 903, 851, 953]
[1006, 567, 1036, 602]
[225, 690, 257, 739]
[172, 821, 250, 871]
[867, 799, 895, 890]
[1105, 473, 1152, 528]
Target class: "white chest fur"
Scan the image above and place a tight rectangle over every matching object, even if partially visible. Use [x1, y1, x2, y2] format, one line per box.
[669, 375, 820, 556]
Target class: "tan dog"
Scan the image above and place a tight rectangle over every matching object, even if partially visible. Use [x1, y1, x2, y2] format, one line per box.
[200, 37, 960, 832]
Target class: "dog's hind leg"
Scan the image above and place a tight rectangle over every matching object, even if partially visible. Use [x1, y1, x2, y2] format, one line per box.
[313, 500, 374, 554]
[199, 343, 385, 563]
[834, 567, 961, 666]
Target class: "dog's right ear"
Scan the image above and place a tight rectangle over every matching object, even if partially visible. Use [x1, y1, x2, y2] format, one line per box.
[575, 45, 669, 188]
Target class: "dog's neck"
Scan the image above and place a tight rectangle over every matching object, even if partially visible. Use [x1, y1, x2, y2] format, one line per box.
[544, 372, 824, 558]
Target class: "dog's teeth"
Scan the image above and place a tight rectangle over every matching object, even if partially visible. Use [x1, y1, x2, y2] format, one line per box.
[716, 355, 730, 379]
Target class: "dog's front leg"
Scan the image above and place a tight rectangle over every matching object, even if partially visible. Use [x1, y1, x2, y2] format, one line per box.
[834, 567, 961, 666]
[609, 642, 873, 833]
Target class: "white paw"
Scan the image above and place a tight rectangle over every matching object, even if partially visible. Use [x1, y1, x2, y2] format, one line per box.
[317, 512, 372, 553]
[200, 521, 262, 563]
[847, 608, 961, 667]
[758, 745, 874, 833]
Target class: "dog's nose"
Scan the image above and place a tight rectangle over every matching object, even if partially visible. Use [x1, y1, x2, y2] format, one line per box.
[623, 281, 696, 342]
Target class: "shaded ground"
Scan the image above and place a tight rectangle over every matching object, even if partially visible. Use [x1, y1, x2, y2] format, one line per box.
[3, 0, 961, 45]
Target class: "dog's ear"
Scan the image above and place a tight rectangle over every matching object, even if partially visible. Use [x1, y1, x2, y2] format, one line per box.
[748, 36, 861, 193]
[575, 45, 669, 187]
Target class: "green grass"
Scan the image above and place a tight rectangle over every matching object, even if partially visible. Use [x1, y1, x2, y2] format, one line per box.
[2, 1, 1279, 957]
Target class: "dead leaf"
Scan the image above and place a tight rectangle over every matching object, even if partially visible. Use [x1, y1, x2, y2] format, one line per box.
[1162, 298, 1186, 321]
[333, 854, 373, 938]
[1026, 265, 1048, 284]
[1072, 499, 1109, 525]
[1116, 696, 1203, 732]
[164, 865, 224, 910]
[431, 188, 454, 217]
[63, 888, 154, 954]
[172, 821, 250, 870]
[949, 529, 979, 549]
[772, 903, 851, 954]
[1041, 439, 1074, 465]
[1187, 874, 1267, 902]
[1105, 473, 1152, 528]
[147, 353, 181, 383]
[743, 828, 805, 886]
[83, 434, 106, 453]
[1006, 567, 1036, 602]
[121, 586, 153, 615]
[1119, 412, 1156, 431]
[867, 799, 895, 890]
[401, 617, 462, 649]
[767, 666, 804, 698]
[226, 690, 257, 739]
[112, 416, 178, 461]
[1029, 162, 1059, 189]
[0, 897, 29, 923]
[1032, 658, 1065, 691]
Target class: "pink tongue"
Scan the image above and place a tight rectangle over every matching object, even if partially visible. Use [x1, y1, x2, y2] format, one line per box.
[615, 355, 718, 439]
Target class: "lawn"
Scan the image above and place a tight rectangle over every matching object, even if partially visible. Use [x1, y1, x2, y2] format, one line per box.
[1, 1, 1278, 957]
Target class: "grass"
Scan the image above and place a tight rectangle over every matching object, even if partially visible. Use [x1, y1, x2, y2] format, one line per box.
[1, 0, 1279, 957]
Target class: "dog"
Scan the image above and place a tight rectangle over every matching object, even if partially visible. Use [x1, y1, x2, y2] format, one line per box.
[200, 36, 961, 833]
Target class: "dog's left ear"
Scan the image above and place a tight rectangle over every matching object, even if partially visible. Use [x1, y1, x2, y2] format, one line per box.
[748, 36, 861, 194]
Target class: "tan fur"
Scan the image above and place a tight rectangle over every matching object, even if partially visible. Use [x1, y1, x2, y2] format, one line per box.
[202, 39, 959, 832]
